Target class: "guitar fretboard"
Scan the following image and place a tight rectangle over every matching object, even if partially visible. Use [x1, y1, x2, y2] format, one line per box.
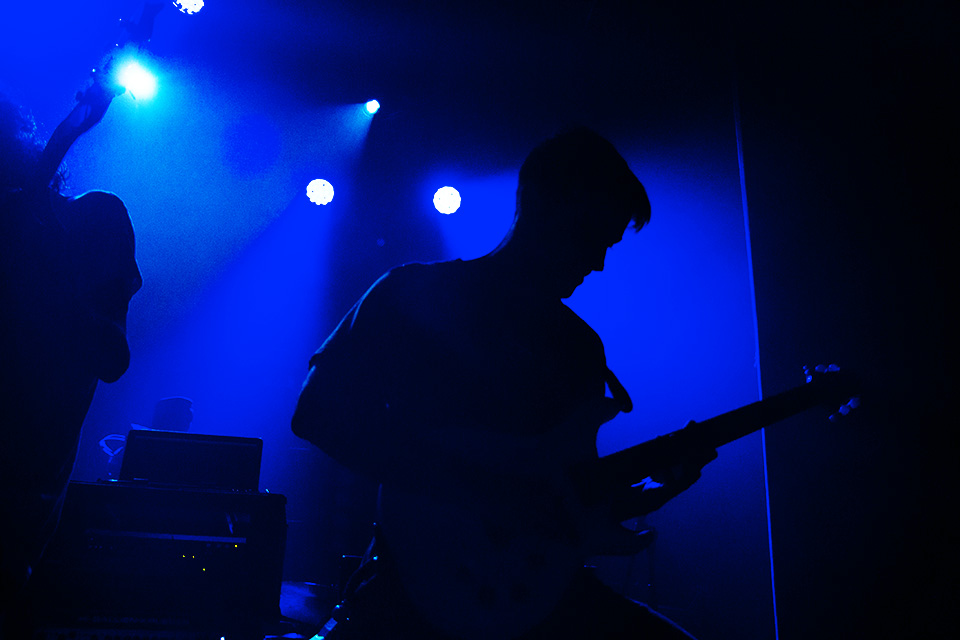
[574, 374, 852, 501]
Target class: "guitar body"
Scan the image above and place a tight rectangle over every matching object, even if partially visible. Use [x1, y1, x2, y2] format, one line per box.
[380, 484, 584, 640]
[377, 406, 651, 640]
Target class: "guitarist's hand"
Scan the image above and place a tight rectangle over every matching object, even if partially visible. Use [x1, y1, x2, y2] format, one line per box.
[612, 421, 717, 520]
[502, 396, 661, 556]
[66, 74, 124, 138]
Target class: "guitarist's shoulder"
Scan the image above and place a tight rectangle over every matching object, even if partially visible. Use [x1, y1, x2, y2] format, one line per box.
[384, 258, 467, 284]
[372, 259, 473, 307]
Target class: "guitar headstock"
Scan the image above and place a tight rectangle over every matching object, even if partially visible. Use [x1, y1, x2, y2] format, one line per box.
[803, 364, 861, 421]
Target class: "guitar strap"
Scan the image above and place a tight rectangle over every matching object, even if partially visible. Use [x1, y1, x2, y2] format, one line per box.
[605, 366, 633, 413]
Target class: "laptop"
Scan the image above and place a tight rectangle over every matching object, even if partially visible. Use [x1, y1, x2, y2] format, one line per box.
[119, 429, 263, 492]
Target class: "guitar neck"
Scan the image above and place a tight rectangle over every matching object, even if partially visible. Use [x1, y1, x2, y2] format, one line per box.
[579, 381, 834, 500]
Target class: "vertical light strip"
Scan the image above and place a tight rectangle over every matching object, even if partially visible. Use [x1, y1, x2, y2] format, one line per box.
[733, 83, 780, 640]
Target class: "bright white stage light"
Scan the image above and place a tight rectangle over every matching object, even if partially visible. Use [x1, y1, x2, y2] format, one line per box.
[116, 60, 157, 100]
[433, 186, 461, 214]
[173, 0, 205, 14]
[365, 100, 380, 115]
[307, 179, 335, 205]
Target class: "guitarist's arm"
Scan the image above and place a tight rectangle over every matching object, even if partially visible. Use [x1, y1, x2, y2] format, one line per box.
[295, 342, 680, 557]
[293, 352, 564, 500]
[291, 270, 598, 500]
[32, 78, 121, 192]
[608, 424, 718, 522]
[291, 269, 539, 495]
[33, 0, 166, 192]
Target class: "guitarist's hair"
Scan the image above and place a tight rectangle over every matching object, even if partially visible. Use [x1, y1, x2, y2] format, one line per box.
[0, 96, 65, 194]
[516, 126, 650, 233]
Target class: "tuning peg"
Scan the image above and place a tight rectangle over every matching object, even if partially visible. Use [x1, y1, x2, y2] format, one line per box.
[828, 396, 861, 422]
[805, 363, 842, 383]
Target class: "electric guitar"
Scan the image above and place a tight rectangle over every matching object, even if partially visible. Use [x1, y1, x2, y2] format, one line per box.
[379, 365, 859, 640]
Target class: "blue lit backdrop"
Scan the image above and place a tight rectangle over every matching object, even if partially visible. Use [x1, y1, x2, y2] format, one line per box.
[2, 3, 775, 637]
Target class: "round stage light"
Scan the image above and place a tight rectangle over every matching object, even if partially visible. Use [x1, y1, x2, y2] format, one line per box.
[116, 60, 157, 100]
[173, 1, 205, 14]
[307, 179, 335, 205]
[365, 100, 380, 115]
[433, 186, 461, 214]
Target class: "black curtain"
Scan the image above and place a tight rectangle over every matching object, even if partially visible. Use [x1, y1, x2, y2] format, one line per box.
[736, 1, 955, 636]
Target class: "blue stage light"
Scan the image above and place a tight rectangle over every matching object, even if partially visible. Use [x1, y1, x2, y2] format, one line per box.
[365, 100, 380, 115]
[174, 0, 205, 14]
[433, 186, 461, 214]
[307, 179, 335, 205]
[116, 60, 157, 100]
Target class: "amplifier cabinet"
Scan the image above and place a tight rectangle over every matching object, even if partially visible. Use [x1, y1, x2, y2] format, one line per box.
[29, 481, 287, 639]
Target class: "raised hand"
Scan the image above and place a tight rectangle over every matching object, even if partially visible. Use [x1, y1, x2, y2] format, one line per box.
[68, 68, 125, 137]
[32, 68, 124, 190]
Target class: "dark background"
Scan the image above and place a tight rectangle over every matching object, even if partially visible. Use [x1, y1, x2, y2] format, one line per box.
[736, 2, 955, 636]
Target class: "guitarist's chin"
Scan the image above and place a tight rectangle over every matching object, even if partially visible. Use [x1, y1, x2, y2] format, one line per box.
[559, 275, 585, 299]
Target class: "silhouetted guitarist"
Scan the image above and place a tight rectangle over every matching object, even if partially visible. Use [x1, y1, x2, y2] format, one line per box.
[293, 127, 718, 639]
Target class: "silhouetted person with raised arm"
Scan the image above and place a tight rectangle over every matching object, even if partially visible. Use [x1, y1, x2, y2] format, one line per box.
[0, 83, 141, 630]
[293, 127, 714, 639]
